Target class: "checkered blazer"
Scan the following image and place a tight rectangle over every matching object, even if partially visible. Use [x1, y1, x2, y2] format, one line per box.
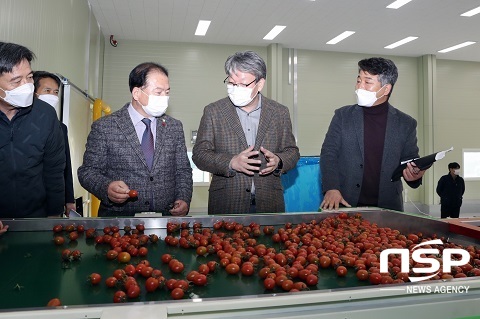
[78, 103, 192, 216]
[192, 96, 299, 214]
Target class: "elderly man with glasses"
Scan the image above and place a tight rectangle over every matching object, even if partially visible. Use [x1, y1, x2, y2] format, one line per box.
[193, 50, 299, 215]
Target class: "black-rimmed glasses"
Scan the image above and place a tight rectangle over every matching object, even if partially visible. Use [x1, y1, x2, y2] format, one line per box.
[223, 77, 256, 88]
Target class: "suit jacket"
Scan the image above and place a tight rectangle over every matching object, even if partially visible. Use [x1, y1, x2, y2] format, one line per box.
[78, 103, 192, 217]
[61, 123, 75, 205]
[192, 95, 299, 214]
[320, 103, 421, 212]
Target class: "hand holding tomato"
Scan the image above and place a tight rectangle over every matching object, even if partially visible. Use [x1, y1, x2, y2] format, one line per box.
[0, 221, 9, 235]
[107, 181, 131, 203]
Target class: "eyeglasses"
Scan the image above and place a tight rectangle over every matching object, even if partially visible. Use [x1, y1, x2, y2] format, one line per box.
[223, 77, 256, 88]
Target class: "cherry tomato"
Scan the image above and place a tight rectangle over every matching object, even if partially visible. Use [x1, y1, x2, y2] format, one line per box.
[106, 250, 119, 260]
[145, 277, 159, 292]
[68, 231, 79, 241]
[161, 253, 173, 264]
[71, 250, 82, 260]
[77, 225, 85, 232]
[170, 261, 185, 274]
[192, 273, 208, 286]
[127, 284, 141, 299]
[336, 266, 348, 277]
[53, 236, 65, 246]
[53, 225, 63, 233]
[128, 190, 138, 198]
[113, 269, 126, 280]
[124, 264, 136, 276]
[225, 263, 240, 275]
[105, 276, 118, 288]
[89, 273, 102, 285]
[171, 287, 184, 300]
[356, 269, 369, 281]
[46, 298, 61, 307]
[117, 252, 131, 263]
[113, 290, 126, 303]
[264, 277, 276, 290]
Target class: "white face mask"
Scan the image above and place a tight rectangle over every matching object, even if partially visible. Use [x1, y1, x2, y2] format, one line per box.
[0, 83, 34, 108]
[355, 85, 386, 107]
[454, 169, 460, 175]
[38, 94, 61, 119]
[227, 84, 258, 107]
[139, 90, 169, 117]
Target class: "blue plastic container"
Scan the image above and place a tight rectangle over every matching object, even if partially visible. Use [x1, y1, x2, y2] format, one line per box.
[281, 156, 323, 212]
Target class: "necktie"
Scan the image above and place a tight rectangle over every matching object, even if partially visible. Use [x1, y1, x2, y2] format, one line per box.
[141, 118, 154, 169]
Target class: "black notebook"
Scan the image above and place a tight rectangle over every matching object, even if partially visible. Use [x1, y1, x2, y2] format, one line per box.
[390, 147, 453, 182]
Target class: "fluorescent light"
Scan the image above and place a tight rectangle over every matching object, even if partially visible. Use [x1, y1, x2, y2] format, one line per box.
[387, 0, 413, 9]
[461, 6, 480, 17]
[438, 41, 476, 53]
[263, 25, 286, 40]
[195, 20, 211, 36]
[384, 36, 418, 49]
[326, 31, 355, 45]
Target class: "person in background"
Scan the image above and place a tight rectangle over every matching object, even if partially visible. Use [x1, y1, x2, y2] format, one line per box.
[436, 162, 465, 218]
[192, 51, 299, 214]
[33, 71, 76, 216]
[0, 42, 65, 218]
[78, 62, 192, 217]
[320, 57, 426, 212]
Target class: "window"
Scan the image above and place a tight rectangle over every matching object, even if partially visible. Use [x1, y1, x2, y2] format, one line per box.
[187, 152, 210, 185]
[463, 149, 480, 180]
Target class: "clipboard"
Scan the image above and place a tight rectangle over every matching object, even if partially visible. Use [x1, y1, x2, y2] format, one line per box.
[390, 147, 453, 182]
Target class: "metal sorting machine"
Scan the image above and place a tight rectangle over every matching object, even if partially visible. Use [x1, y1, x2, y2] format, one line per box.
[1, 208, 479, 319]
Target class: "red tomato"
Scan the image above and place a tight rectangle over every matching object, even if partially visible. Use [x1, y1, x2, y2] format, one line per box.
[161, 253, 173, 264]
[369, 273, 382, 285]
[46, 298, 61, 307]
[196, 246, 208, 256]
[127, 285, 141, 299]
[124, 264, 136, 276]
[113, 290, 127, 303]
[106, 250, 119, 260]
[89, 273, 102, 285]
[68, 231, 79, 241]
[356, 269, 369, 281]
[53, 225, 63, 233]
[71, 250, 82, 260]
[170, 261, 185, 274]
[117, 252, 131, 263]
[263, 278, 276, 290]
[113, 269, 126, 280]
[128, 190, 138, 198]
[105, 276, 118, 288]
[171, 287, 184, 300]
[192, 273, 208, 286]
[305, 274, 318, 286]
[53, 236, 65, 246]
[145, 277, 159, 292]
[225, 263, 240, 275]
[336, 266, 348, 277]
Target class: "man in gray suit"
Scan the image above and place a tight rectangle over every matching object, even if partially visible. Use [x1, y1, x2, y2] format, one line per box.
[320, 57, 426, 212]
[78, 62, 192, 217]
[192, 51, 299, 215]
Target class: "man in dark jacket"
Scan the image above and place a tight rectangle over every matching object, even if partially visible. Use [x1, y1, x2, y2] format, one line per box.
[0, 42, 65, 218]
[436, 162, 465, 218]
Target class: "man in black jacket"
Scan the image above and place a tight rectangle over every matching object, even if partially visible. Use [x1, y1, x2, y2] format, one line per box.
[33, 71, 76, 216]
[0, 42, 65, 218]
[436, 162, 465, 218]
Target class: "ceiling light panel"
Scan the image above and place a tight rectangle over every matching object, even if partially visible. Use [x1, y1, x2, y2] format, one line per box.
[384, 36, 418, 49]
[326, 31, 355, 45]
[263, 25, 286, 40]
[438, 41, 476, 53]
[195, 20, 211, 36]
[461, 6, 480, 17]
[386, 0, 413, 9]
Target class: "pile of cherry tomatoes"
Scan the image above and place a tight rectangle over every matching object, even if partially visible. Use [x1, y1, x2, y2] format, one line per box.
[47, 212, 480, 306]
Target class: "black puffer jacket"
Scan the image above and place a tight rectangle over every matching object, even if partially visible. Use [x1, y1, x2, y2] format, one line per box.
[0, 99, 65, 218]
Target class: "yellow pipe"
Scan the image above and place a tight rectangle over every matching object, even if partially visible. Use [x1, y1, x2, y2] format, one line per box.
[90, 99, 111, 217]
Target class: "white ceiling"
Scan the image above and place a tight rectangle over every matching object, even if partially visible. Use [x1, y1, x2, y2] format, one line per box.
[88, 0, 480, 62]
